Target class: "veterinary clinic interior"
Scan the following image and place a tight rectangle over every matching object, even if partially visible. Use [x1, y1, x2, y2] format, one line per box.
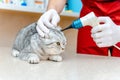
[0, 0, 120, 80]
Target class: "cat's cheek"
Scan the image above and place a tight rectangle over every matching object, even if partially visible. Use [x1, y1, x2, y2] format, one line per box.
[44, 48, 59, 55]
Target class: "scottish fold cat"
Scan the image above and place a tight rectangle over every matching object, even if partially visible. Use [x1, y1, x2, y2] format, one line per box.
[12, 22, 66, 64]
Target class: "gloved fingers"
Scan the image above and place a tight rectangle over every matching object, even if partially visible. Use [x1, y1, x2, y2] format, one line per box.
[37, 20, 49, 33]
[91, 31, 104, 39]
[96, 41, 112, 47]
[94, 38, 108, 47]
[97, 16, 111, 23]
[93, 38, 103, 47]
[91, 29, 111, 39]
[93, 36, 114, 47]
[51, 14, 60, 27]
[96, 42, 106, 47]
[91, 24, 108, 34]
[91, 17, 112, 34]
[43, 17, 55, 28]
[36, 25, 45, 37]
[43, 9, 60, 29]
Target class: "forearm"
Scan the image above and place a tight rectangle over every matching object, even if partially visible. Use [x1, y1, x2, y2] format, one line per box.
[47, 0, 66, 14]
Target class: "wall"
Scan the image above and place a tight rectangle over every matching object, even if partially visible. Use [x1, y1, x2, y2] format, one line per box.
[0, 9, 78, 53]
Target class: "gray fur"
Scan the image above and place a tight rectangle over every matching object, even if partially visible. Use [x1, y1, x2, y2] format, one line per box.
[12, 22, 66, 64]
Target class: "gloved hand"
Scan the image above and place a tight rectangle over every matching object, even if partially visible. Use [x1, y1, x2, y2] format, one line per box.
[91, 17, 120, 47]
[36, 9, 60, 37]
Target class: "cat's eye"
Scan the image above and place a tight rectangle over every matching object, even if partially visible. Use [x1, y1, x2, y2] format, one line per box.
[56, 42, 60, 45]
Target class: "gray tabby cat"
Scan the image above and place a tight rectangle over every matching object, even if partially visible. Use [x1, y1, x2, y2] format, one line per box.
[12, 22, 66, 64]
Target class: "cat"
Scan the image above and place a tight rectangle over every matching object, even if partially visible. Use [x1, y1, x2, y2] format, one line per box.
[12, 22, 67, 64]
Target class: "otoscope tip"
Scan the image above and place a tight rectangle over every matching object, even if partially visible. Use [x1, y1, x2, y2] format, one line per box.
[61, 25, 72, 31]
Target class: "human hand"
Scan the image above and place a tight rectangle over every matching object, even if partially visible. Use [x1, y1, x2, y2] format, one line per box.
[91, 17, 120, 47]
[36, 9, 60, 37]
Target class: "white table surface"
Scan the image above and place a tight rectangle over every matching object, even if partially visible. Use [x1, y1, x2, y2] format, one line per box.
[0, 47, 120, 80]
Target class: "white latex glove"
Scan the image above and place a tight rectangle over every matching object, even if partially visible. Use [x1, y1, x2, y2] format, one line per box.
[36, 9, 60, 37]
[91, 17, 120, 47]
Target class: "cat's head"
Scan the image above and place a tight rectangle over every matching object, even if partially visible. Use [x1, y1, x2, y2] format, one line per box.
[40, 26, 67, 55]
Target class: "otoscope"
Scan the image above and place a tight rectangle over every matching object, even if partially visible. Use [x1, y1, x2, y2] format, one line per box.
[61, 12, 99, 31]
